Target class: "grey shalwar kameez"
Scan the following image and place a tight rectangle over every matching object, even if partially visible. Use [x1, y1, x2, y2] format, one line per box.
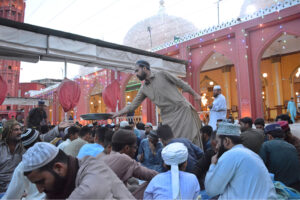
[119, 71, 202, 148]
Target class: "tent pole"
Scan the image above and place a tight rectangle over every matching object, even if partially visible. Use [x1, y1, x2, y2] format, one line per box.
[64, 60, 67, 79]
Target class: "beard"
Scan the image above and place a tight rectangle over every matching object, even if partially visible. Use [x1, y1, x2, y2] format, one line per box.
[217, 142, 228, 158]
[136, 71, 147, 81]
[213, 93, 219, 98]
[45, 170, 67, 195]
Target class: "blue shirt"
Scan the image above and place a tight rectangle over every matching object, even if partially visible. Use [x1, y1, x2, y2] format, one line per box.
[169, 138, 203, 173]
[138, 138, 164, 172]
[205, 145, 277, 200]
[144, 171, 200, 200]
[204, 139, 211, 152]
[77, 143, 104, 159]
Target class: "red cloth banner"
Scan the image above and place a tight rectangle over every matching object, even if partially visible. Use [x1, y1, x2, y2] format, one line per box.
[0, 75, 7, 105]
[102, 80, 120, 111]
[58, 79, 81, 112]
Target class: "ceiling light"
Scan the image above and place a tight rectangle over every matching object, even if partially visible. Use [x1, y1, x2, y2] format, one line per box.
[263, 73, 268, 78]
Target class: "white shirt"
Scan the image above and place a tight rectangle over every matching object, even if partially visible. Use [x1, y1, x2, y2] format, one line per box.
[205, 144, 277, 200]
[209, 94, 227, 130]
[57, 139, 71, 151]
[1, 162, 45, 200]
[144, 171, 200, 200]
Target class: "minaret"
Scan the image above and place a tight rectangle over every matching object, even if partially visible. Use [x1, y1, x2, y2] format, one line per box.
[0, 0, 25, 99]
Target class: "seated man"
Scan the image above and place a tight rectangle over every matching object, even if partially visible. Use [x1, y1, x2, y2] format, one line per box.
[77, 127, 107, 158]
[2, 128, 44, 200]
[194, 131, 217, 193]
[144, 142, 200, 199]
[254, 118, 265, 131]
[0, 120, 24, 197]
[22, 142, 134, 199]
[157, 125, 203, 173]
[138, 131, 164, 172]
[277, 121, 300, 162]
[64, 126, 92, 157]
[97, 129, 158, 199]
[205, 122, 277, 199]
[259, 124, 300, 191]
[240, 117, 264, 154]
[58, 126, 79, 151]
[200, 125, 213, 152]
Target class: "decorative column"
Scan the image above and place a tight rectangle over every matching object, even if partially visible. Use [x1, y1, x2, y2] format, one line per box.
[235, 30, 255, 118]
[222, 65, 232, 109]
[271, 56, 284, 115]
[289, 78, 294, 99]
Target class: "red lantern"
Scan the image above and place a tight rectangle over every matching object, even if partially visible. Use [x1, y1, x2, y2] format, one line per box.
[58, 79, 81, 112]
[0, 75, 7, 105]
[102, 80, 120, 111]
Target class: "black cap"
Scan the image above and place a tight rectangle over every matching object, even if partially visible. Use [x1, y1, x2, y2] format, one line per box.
[136, 60, 150, 70]
[38, 100, 45, 105]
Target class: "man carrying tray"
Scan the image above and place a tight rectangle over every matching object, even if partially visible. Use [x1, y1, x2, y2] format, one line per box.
[112, 60, 203, 148]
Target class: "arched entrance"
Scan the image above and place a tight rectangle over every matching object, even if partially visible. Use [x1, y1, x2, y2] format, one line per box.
[259, 33, 300, 120]
[199, 52, 238, 120]
[89, 81, 106, 113]
[124, 75, 142, 117]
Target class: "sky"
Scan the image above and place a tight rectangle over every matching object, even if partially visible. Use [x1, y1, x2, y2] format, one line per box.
[19, 0, 246, 82]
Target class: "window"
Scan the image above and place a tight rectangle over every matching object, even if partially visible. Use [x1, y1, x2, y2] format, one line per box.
[8, 65, 11, 70]
[6, 106, 10, 110]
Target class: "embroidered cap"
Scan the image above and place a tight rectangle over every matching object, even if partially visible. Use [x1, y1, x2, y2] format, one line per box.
[22, 142, 59, 172]
[213, 85, 221, 90]
[276, 121, 289, 132]
[264, 123, 282, 134]
[217, 122, 241, 136]
[120, 121, 129, 128]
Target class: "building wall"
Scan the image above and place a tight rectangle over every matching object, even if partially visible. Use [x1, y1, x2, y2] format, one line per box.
[18, 83, 46, 97]
[260, 52, 300, 119]
[0, 0, 25, 119]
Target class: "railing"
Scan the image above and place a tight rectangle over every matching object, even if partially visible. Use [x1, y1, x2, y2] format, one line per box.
[116, 116, 143, 123]
[151, 0, 300, 52]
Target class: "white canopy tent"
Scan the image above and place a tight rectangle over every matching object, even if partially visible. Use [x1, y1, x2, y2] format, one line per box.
[2, 97, 49, 106]
[0, 18, 186, 77]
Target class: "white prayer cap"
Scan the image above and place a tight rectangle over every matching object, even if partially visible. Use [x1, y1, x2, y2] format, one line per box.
[162, 142, 188, 199]
[120, 120, 129, 128]
[213, 85, 221, 90]
[127, 102, 131, 105]
[64, 127, 70, 136]
[217, 122, 241, 136]
[145, 122, 152, 127]
[22, 142, 59, 172]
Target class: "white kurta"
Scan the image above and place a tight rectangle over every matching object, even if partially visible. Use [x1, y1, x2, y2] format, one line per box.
[208, 94, 227, 130]
[205, 145, 277, 200]
[2, 161, 45, 200]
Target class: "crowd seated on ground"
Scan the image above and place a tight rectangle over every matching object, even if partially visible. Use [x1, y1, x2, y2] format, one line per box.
[0, 112, 300, 199]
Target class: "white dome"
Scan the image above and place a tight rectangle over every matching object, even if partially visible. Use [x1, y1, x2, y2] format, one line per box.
[123, 5, 198, 50]
[239, 0, 285, 16]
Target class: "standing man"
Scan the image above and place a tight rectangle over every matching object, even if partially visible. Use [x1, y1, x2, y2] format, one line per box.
[208, 85, 227, 131]
[287, 97, 297, 123]
[112, 60, 202, 147]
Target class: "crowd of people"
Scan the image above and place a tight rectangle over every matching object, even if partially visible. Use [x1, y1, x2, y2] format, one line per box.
[0, 59, 300, 199]
[0, 110, 300, 199]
